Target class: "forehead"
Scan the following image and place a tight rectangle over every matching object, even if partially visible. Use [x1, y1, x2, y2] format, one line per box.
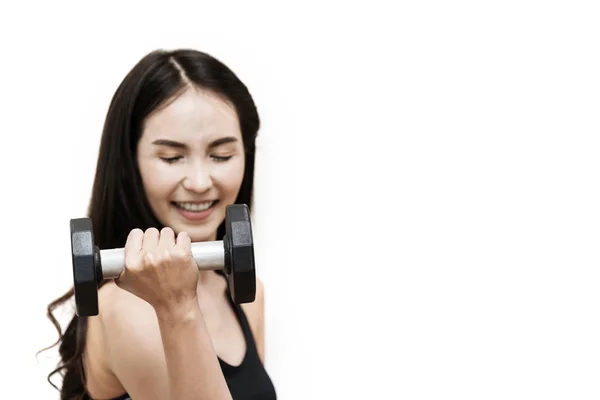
[141, 87, 241, 144]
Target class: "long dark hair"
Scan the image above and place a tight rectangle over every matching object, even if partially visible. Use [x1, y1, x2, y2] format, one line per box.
[40, 49, 260, 399]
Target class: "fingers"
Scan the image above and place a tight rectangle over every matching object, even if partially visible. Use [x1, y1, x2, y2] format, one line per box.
[123, 226, 186, 275]
[158, 227, 176, 251]
[125, 228, 144, 252]
[142, 227, 160, 252]
[123, 229, 144, 268]
[175, 231, 191, 254]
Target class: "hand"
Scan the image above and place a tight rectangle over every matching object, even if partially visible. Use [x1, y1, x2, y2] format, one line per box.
[115, 227, 199, 314]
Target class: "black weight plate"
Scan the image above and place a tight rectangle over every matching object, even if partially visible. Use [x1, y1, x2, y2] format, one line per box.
[225, 204, 256, 303]
[70, 218, 99, 316]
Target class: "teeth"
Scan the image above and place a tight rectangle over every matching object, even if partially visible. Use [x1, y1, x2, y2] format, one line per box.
[176, 201, 214, 212]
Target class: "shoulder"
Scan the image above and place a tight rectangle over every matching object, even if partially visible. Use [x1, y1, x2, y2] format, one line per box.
[97, 281, 163, 352]
[90, 281, 170, 398]
[241, 277, 266, 361]
[241, 276, 265, 325]
[84, 281, 161, 397]
[93, 281, 162, 359]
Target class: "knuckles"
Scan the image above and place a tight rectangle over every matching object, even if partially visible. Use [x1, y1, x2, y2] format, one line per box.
[171, 248, 191, 263]
[129, 248, 190, 271]
[124, 227, 192, 272]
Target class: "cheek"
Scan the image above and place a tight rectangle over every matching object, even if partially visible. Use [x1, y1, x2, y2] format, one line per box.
[140, 162, 180, 200]
[214, 157, 245, 194]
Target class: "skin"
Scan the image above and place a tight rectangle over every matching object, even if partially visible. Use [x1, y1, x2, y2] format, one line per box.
[82, 87, 265, 399]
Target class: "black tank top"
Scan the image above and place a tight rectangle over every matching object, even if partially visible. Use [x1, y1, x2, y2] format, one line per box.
[100, 274, 277, 400]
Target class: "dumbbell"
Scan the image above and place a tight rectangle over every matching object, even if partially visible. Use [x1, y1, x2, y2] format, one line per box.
[70, 204, 256, 317]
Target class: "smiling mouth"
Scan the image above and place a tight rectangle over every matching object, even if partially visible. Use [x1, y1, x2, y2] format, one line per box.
[172, 200, 218, 212]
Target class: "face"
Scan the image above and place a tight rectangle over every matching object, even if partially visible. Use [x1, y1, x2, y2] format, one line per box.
[136, 87, 245, 242]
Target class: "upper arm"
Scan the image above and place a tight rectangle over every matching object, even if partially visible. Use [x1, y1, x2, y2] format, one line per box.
[242, 278, 265, 363]
[100, 287, 170, 400]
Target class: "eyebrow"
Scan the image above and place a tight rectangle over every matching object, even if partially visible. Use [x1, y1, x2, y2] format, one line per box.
[152, 136, 239, 150]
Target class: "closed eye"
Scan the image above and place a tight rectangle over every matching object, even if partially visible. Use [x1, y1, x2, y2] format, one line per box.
[212, 155, 233, 162]
[160, 156, 183, 164]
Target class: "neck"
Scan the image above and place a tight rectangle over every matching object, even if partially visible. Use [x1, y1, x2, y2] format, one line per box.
[196, 270, 227, 303]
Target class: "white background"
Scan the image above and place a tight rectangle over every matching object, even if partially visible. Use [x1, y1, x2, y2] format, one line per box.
[1, 1, 600, 399]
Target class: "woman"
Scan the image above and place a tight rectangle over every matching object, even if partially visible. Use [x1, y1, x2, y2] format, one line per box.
[42, 48, 277, 400]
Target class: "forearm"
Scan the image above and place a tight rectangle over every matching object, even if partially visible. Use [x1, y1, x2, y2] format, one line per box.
[155, 299, 232, 400]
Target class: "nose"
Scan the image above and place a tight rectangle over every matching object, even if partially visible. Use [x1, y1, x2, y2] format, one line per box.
[182, 164, 213, 193]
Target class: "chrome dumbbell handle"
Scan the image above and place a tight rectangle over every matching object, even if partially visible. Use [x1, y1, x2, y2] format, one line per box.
[99, 241, 226, 279]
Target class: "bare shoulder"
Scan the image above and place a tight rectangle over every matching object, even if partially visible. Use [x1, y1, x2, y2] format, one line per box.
[97, 280, 165, 361]
[84, 283, 124, 398]
[92, 281, 170, 399]
[241, 277, 265, 362]
[84, 281, 161, 398]
[241, 277, 265, 323]
[98, 280, 157, 329]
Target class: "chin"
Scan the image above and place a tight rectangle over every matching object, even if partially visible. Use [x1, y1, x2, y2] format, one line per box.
[170, 222, 218, 242]
[188, 230, 219, 242]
